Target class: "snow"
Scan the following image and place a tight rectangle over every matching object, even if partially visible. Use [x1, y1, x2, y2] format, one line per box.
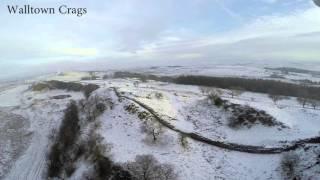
[28, 71, 90, 83]
[2, 86, 84, 180]
[225, 92, 320, 143]
[97, 91, 281, 180]
[0, 110, 31, 179]
[135, 64, 320, 83]
[0, 85, 29, 107]
[112, 79, 320, 147]
[1, 68, 319, 180]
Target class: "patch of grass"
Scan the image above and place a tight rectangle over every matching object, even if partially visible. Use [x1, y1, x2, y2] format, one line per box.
[32, 80, 99, 98]
[31, 83, 49, 91]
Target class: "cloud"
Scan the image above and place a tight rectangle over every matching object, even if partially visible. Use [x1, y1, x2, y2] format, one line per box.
[262, 0, 278, 4]
[131, 4, 320, 61]
[50, 47, 99, 57]
[0, 0, 319, 80]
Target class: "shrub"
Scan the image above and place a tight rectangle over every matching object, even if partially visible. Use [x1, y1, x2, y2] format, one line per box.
[124, 104, 139, 114]
[214, 97, 224, 107]
[126, 155, 177, 180]
[281, 152, 301, 179]
[96, 103, 106, 114]
[138, 111, 152, 121]
[179, 134, 189, 149]
[155, 92, 164, 99]
[227, 104, 283, 129]
[207, 92, 224, 107]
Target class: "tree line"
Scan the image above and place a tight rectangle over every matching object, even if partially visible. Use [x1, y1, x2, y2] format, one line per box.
[111, 71, 320, 101]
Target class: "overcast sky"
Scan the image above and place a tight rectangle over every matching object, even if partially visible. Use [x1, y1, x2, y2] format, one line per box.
[1, 0, 320, 79]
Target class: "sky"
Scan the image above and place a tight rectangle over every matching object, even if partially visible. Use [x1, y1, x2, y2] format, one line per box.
[1, 0, 320, 79]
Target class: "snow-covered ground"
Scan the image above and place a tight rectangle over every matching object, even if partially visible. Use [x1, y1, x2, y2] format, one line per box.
[0, 69, 319, 180]
[98, 96, 281, 179]
[0, 83, 84, 180]
[112, 79, 320, 147]
[133, 64, 320, 83]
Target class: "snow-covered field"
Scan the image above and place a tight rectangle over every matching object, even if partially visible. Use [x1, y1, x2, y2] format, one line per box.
[97, 90, 281, 180]
[0, 82, 84, 180]
[0, 68, 319, 180]
[112, 80, 320, 146]
[134, 64, 320, 83]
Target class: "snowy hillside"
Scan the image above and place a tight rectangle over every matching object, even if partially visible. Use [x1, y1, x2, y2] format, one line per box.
[0, 70, 319, 180]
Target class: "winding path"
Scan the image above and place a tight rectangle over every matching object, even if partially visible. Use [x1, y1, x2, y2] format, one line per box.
[113, 88, 320, 154]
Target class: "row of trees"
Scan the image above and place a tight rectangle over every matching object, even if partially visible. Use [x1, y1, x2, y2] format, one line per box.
[112, 71, 320, 108]
[174, 76, 320, 101]
[269, 94, 320, 109]
[48, 101, 81, 178]
[200, 85, 320, 109]
[200, 86, 243, 99]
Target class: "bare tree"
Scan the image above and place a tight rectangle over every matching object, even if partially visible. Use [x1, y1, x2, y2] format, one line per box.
[154, 92, 164, 99]
[211, 88, 223, 97]
[297, 97, 308, 108]
[229, 87, 243, 98]
[281, 152, 301, 180]
[269, 94, 283, 105]
[78, 99, 86, 111]
[310, 100, 319, 110]
[199, 86, 211, 95]
[200, 87, 222, 96]
[179, 134, 189, 149]
[141, 122, 163, 143]
[133, 81, 139, 87]
[126, 155, 177, 180]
